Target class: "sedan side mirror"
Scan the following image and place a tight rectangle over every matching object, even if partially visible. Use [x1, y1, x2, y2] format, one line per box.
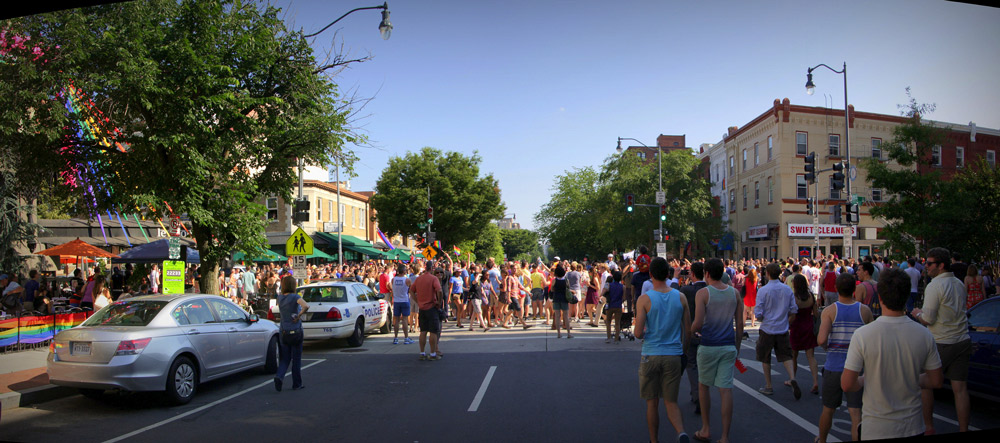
[249, 314, 259, 323]
[374, 293, 385, 299]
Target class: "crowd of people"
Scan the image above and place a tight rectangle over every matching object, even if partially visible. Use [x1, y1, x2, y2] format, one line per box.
[2, 245, 995, 441]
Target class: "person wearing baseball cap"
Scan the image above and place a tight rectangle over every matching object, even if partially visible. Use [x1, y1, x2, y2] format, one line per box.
[607, 253, 619, 271]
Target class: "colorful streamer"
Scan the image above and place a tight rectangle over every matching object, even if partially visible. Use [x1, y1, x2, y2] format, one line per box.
[376, 229, 395, 250]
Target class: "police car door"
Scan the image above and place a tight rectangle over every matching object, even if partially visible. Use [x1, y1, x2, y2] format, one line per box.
[352, 285, 379, 332]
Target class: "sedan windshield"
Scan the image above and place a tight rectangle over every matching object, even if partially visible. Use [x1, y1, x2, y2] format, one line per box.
[81, 300, 168, 327]
[299, 286, 347, 303]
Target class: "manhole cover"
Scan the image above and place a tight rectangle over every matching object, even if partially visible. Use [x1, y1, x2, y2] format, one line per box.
[340, 348, 368, 353]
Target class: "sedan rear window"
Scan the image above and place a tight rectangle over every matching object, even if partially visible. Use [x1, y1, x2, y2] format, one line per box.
[82, 301, 168, 327]
[299, 286, 347, 303]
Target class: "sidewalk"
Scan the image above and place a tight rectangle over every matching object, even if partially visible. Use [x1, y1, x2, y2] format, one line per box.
[0, 347, 74, 410]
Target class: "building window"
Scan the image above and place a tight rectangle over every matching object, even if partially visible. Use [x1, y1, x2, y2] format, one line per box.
[266, 197, 278, 221]
[742, 185, 747, 210]
[339, 203, 345, 224]
[871, 138, 882, 159]
[754, 143, 759, 166]
[829, 134, 840, 156]
[351, 207, 356, 228]
[316, 197, 322, 222]
[742, 149, 747, 171]
[328, 200, 333, 222]
[796, 175, 807, 199]
[796, 132, 808, 156]
[956, 146, 964, 168]
[872, 188, 883, 202]
[729, 156, 734, 176]
[932, 145, 941, 166]
[729, 189, 735, 212]
[767, 136, 773, 161]
[754, 181, 759, 207]
[637, 151, 646, 160]
[767, 176, 773, 203]
[830, 176, 842, 200]
[988, 150, 996, 167]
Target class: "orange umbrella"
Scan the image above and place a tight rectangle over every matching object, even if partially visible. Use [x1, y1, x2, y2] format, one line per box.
[36, 238, 120, 258]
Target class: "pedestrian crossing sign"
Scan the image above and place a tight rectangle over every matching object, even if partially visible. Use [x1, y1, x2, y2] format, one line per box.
[286, 227, 313, 256]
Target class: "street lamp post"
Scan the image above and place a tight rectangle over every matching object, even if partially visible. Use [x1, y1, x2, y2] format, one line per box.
[805, 62, 853, 258]
[617, 137, 663, 254]
[296, 3, 392, 266]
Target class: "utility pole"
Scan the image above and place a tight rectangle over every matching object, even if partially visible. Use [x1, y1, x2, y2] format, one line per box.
[336, 162, 343, 268]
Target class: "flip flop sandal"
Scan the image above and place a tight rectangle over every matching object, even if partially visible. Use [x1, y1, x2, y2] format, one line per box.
[693, 430, 711, 442]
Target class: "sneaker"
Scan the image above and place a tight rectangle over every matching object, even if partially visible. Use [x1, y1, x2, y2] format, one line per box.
[404, 338, 414, 345]
[428, 354, 440, 361]
[419, 354, 428, 361]
[273, 377, 282, 392]
[677, 433, 691, 443]
[393, 338, 399, 345]
[758, 386, 774, 395]
[605, 338, 611, 343]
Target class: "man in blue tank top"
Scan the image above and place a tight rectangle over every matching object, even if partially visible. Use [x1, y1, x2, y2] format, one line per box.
[690, 258, 743, 443]
[635, 257, 691, 443]
[816, 273, 873, 443]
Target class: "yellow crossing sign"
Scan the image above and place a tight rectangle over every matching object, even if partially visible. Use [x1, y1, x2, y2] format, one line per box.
[286, 227, 314, 256]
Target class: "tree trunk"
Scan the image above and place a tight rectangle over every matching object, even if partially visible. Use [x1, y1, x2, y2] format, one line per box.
[193, 221, 220, 296]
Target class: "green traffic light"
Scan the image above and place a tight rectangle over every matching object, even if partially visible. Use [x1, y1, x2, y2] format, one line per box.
[627, 207, 633, 212]
[660, 215, 666, 221]
[428, 219, 433, 224]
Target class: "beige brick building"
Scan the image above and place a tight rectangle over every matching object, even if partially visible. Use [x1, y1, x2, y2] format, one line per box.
[718, 98, 911, 260]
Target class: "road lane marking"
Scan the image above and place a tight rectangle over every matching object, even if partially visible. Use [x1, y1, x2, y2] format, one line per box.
[732, 378, 840, 442]
[467, 366, 497, 412]
[102, 359, 326, 443]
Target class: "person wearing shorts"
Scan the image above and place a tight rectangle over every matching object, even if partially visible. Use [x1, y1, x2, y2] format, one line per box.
[754, 263, 799, 399]
[412, 261, 443, 361]
[816, 273, 872, 443]
[390, 265, 413, 345]
[691, 258, 742, 443]
[912, 247, 972, 434]
[635, 257, 690, 443]
[549, 265, 571, 338]
[530, 264, 547, 321]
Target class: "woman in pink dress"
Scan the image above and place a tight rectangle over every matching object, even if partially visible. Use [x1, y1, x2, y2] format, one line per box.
[743, 266, 758, 327]
[965, 265, 985, 309]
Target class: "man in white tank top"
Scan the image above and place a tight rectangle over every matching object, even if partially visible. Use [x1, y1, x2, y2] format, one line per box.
[391, 264, 413, 345]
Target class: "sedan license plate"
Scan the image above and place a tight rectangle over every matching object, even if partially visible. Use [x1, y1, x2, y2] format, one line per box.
[72, 342, 92, 355]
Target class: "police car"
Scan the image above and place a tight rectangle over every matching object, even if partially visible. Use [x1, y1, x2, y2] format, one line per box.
[268, 280, 388, 347]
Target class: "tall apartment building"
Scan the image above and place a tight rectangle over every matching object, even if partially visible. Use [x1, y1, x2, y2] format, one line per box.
[707, 98, 998, 260]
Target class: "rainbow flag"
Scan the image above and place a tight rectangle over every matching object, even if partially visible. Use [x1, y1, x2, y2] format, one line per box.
[377, 228, 395, 250]
[434, 240, 442, 250]
[453, 245, 461, 256]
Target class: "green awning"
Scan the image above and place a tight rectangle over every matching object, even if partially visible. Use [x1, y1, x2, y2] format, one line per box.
[343, 244, 390, 259]
[384, 249, 411, 261]
[303, 248, 335, 260]
[233, 249, 287, 262]
[314, 232, 376, 248]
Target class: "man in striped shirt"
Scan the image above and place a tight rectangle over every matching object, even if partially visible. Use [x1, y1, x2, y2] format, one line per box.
[816, 273, 873, 442]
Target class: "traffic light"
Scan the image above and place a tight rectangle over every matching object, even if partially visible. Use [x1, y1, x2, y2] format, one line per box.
[832, 204, 842, 224]
[846, 204, 860, 224]
[663, 231, 670, 241]
[804, 152, 816, 183]
[659, 204, 667, 221]
[293, 199, 310, 223]
[427, 207, 434, 225]
[831, 162, 845, 192]
[626, 194, 634, 212]
[805, 197, 814, 216]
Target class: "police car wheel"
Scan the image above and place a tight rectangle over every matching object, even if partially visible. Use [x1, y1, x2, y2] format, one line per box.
[347, 318, 365, 347]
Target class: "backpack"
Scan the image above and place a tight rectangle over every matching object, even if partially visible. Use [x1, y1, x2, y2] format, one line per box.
[1, 292, 19, 311]
[861, 281, 881, 317]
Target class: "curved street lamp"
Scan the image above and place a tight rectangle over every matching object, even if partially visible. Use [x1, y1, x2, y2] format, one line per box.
[304, 2, 393, 40]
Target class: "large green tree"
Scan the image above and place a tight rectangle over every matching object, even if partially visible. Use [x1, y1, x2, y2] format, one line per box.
[500, 228, 541, 262]
[470, 222, 504, 264]
[4, 1, 356, 293]
[536, 149, 719, 260]
[371, 147, 505, 250]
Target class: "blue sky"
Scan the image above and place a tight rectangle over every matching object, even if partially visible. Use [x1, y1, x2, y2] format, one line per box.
[279, 0, 1000, 230]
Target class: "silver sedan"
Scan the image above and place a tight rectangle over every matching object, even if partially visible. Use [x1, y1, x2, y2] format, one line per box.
[47, 294, 279, 405]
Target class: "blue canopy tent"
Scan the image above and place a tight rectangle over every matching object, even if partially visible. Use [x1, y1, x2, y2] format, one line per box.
[111, 238, 200, 264]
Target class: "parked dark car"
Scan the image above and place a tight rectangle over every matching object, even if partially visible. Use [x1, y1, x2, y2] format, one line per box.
[967, 297, 1000, 399]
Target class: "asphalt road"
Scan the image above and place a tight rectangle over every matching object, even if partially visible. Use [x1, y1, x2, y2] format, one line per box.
[2, 320, 999, 442]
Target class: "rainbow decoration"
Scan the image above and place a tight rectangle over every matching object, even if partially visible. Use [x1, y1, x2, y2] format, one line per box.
[376, 228, 394, 250]
[0, 312, 92, 347]
[453, 245, 461, 256]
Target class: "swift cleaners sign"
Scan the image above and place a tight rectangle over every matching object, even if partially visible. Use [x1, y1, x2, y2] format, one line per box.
[747, 225, 769, 239]
[788, 224, 858, 238]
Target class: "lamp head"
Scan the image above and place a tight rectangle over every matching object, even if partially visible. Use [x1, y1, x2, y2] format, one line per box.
[616, 138, 623, 154]
[379, 3, 392, 40]
[805, 72, 815, 96]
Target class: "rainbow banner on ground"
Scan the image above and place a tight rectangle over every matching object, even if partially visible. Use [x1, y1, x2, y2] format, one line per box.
[0, 312, 93, 348]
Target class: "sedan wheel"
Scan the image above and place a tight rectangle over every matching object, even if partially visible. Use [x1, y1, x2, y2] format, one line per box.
[346, 319, 365, 347]
[165, 356, 197, 405]
[262, 335, 278, 374]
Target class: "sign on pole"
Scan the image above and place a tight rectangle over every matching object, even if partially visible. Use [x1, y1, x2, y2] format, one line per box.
[656, 242, 667, 258]
[168, 237, 180, 260]
[292, 255, 307, 277]
[655, 191, 665, 204]
[162, 260, 185, 294]
[843, 228, 854, 258]
[285, 227, 313, 256]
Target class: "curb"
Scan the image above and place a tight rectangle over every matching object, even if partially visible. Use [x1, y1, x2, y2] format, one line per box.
[0, 384, 77, 411]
